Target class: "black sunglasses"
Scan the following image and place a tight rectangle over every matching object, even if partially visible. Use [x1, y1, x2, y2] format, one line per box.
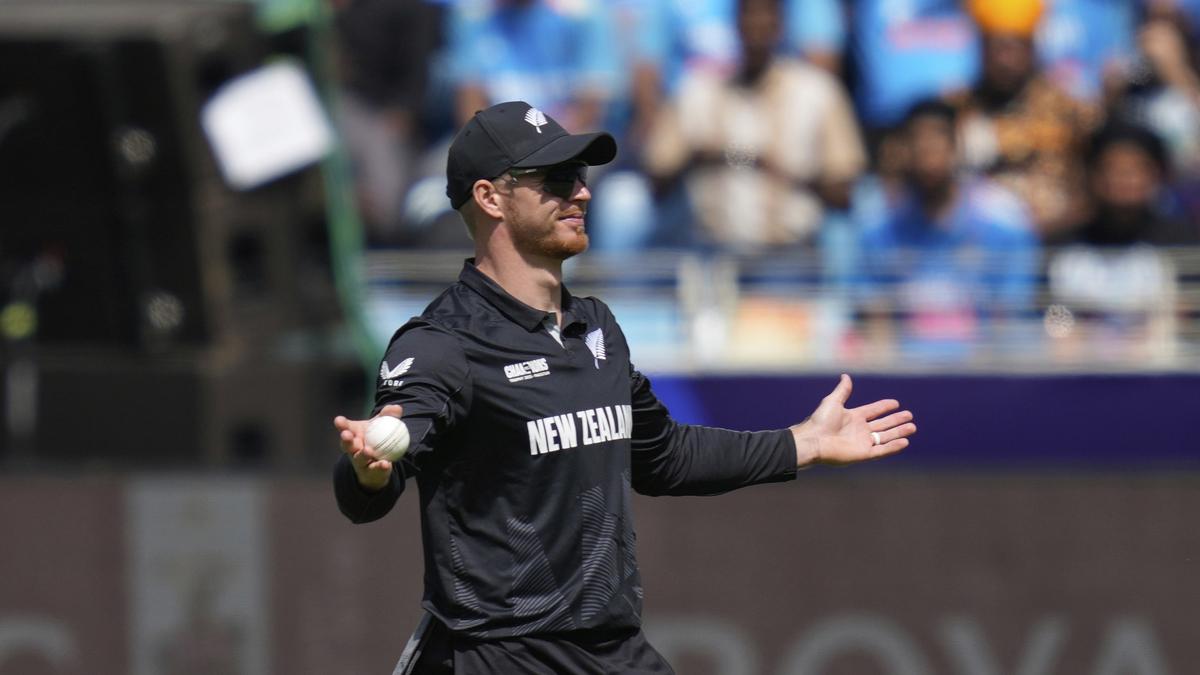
[503, 162, 588, 200]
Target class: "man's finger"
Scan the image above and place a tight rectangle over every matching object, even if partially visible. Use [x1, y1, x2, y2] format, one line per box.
[341, 429, 363, 455]
[870, 437, 908, 459]
[334, 415, 351, 431]
[378, 404, 404, 418]
[353, 446, 382, 467]
[856, 398, 900, 421]
[826, 373, 853, 405]
[868, 410, 913, 432]
[872, 423, 917, 446]
[367, 459, 393, 472]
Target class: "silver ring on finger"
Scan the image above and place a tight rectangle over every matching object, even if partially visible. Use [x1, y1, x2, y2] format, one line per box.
[871, 431, 882, 446]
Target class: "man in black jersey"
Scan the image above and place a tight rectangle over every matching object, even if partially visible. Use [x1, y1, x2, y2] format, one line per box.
[332, 100, 917, 674]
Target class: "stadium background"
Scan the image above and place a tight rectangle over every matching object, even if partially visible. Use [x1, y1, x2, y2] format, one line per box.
[1, 1, 1197, 674]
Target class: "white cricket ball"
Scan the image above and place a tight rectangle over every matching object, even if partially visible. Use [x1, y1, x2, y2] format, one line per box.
[364, 415, 410, 462]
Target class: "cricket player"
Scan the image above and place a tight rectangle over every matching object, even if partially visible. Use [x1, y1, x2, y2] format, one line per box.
[333, 100, 916, 673]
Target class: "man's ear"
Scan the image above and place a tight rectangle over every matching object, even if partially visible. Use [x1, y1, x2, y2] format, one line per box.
[473, 179, 505, 220]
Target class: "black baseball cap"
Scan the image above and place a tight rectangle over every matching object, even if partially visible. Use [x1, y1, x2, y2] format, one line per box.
[446, 101, 617, 209]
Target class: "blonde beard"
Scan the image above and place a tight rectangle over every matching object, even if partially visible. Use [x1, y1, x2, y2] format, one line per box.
[504, 203, 589, 261]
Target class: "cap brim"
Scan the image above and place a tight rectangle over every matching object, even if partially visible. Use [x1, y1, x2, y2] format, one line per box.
[511, 131, 617, 169]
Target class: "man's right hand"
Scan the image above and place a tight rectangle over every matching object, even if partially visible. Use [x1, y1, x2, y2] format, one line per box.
[334, 404, 403, 491]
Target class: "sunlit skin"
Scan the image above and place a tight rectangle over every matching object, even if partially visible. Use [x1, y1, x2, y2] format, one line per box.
[496, 171, 591, 262]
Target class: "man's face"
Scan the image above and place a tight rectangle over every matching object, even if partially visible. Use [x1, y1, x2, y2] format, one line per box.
[738, 0, 782, 59]
[1093, 142, 1160, 211]
[981, 34, 1035, 96]
[498, 162, 592, 260]
[906, 115, 957, 192]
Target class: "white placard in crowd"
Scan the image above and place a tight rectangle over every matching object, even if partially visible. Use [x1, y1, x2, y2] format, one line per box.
[201, 59, 333, 190]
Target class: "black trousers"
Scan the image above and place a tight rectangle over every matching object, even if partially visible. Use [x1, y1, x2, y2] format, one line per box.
[411, 618, 674, 675]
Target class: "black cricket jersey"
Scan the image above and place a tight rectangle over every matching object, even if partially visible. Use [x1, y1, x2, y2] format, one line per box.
[334, 260, 797, 640]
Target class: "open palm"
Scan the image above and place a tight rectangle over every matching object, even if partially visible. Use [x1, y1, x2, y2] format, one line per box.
[791, 374, 915, 466]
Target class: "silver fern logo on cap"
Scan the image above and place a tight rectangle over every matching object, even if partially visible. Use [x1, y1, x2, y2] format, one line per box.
[524, 107, 548, 133]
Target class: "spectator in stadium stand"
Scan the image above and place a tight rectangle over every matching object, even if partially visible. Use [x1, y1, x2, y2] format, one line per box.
[1108, 0, 1200, 190]
[1060, 122, 1199, 246]
[854, 99, 1039, 362]
[446, 0, 619, 133]
[1045, 122, 1195, 363]
[625, 0, 846, 144]
[641, 0, 866, 251]
[579, 0, 846, 251]
[331, 0, 444, 244]
[955, 0, 1099, 241]
[847, 0, 980, 134]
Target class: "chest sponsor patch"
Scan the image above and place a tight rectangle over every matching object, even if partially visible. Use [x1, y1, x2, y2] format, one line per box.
[504, 357, 550, 383]
[527, 404, 634, 455]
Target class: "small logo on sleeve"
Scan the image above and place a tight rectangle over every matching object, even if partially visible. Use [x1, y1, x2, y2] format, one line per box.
[380, 357, 413, 387]
[504, 358, 550, 383]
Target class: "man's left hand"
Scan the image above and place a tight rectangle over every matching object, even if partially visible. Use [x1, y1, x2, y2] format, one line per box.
[791, 374, 915, 467]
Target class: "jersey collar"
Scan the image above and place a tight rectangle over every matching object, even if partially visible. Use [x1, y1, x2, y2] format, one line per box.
[459, 259, 587, 333]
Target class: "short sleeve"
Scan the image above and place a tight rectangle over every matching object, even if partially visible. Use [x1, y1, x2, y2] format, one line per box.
[373, 321, 472, 470]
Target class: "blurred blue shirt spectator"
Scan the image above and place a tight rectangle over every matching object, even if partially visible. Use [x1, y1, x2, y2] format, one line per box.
[1036, 0, 1136, 103]
[855, 100, 1038, 360]
[788, 0, 848, 65]
[858, 181, 1039, 359]
[447, 0, 620, 131]
[849, 0, 980, 130]
[636, 0, 740, 97]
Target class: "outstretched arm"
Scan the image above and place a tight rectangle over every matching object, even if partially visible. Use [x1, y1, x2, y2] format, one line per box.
[331, 321, 472, 524]
[630, 371, 914, 496]
[332, 405, 406, 524]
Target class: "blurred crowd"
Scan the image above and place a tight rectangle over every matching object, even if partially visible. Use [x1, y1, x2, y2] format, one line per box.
[330, 0, 1200, 360]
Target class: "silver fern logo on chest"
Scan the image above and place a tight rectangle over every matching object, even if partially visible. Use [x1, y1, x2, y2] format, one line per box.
[584, 328, 606, 368]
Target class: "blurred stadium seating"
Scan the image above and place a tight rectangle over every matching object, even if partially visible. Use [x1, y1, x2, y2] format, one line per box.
[363, 247, 1200, 373]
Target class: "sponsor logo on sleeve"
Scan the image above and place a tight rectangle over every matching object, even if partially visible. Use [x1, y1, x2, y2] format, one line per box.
[380, 357, 413, 387]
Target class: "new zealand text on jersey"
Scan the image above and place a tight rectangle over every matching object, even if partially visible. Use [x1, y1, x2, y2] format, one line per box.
[526, 404, 634, 455]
